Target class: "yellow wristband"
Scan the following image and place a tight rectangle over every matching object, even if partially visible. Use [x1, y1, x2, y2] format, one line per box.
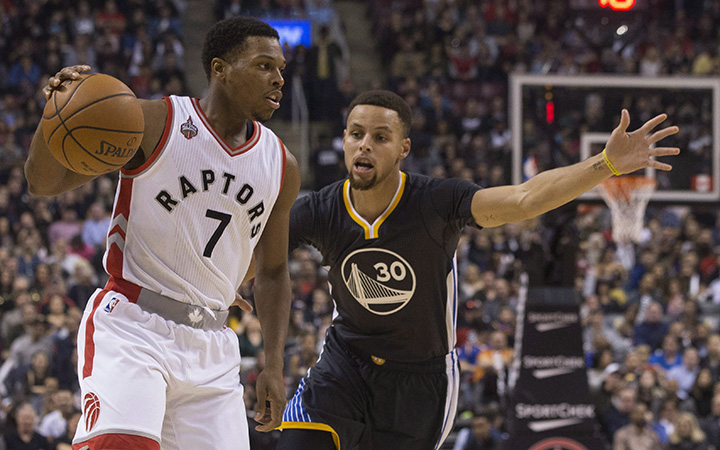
[602, 148, 622, 176]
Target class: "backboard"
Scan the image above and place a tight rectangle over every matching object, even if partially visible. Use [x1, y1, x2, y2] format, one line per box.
[510, 74, 720, 202]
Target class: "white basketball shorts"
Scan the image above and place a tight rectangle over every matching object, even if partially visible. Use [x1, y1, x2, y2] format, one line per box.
[73, 288, 250, 450]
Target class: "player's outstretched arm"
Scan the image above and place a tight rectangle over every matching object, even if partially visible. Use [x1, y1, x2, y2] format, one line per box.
[471, 109, 680, 228]
[251, 149, 300, 432]
[25, 65, 97, 196]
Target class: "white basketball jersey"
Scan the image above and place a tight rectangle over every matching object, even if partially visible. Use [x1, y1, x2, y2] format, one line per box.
[103, 95, 286, 310]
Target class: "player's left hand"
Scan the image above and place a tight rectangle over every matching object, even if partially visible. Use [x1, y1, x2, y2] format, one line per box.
[604, 109, 680, 175]
[253, 368, 286, 432]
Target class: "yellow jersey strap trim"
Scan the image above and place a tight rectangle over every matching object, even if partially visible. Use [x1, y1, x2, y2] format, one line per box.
[342, 179, 370, 239]
[371, 172, 406, 238]
[342, 172, 407, 240]
[278, 421, 341, 449]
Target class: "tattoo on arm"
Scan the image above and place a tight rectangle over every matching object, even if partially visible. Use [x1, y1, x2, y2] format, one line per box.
[592, 160, 606, 171]
[484, 214, 496, 222]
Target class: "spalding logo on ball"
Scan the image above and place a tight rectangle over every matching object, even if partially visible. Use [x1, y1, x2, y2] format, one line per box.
[41, 73, 145, 175]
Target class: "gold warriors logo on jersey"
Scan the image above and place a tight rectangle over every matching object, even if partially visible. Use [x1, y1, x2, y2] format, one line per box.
[341, 248, 416, 315]
[180, 116, 198, 140]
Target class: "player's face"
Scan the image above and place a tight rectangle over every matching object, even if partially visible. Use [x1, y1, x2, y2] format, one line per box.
[343, 105, 410, 191]
[219, 36, 286, 122]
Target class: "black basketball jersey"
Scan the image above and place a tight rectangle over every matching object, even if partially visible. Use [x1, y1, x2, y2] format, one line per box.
[289, 172, 481, 362]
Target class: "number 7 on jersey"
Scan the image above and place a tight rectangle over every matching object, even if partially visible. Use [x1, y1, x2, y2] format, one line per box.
[204, 209, 232, 257]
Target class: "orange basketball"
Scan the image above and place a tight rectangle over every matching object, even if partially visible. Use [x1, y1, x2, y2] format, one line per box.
[41, 73, 144, 176]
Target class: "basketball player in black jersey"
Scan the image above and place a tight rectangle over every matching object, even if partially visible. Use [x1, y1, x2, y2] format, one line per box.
[274, 91, 679, 450]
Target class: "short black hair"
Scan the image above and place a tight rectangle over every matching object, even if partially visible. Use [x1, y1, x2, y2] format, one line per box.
[201, 17, 279, 80]
[347, 90, 412, 138]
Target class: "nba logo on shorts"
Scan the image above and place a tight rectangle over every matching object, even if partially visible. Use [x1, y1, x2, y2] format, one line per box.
[83, 392, 101, 432]
[104, 297, 120, 313]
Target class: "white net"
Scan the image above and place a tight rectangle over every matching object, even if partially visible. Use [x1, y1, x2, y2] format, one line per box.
[596, 176, 657, 243]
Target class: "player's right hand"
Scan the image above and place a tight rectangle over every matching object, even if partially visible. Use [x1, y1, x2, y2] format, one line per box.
[42, 65, 91, 100]
[253, 368, 286, 432]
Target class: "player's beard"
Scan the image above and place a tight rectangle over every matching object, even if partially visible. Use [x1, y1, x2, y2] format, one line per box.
[349, 172, 377, 190]
[348, 158, 399, 191]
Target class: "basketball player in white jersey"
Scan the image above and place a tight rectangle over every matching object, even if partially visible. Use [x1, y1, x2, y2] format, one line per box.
[24, 18, 300, 450]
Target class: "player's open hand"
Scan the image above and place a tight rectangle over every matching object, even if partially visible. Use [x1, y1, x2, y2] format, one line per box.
[42, 65, 91, 100]
[253, 368, 286, 432]
[604, 109, 680, 175]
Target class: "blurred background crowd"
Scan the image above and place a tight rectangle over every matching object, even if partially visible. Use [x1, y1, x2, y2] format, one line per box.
[2, 0, 720, 449]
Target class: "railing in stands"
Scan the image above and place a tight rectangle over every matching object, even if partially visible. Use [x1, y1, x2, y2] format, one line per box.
[291, 74, 310, 182]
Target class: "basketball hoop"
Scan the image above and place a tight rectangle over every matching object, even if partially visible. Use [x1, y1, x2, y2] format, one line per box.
[596, 176, 656, 243]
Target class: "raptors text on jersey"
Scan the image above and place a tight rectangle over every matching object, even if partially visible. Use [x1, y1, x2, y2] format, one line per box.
[103, 96, 286, 310]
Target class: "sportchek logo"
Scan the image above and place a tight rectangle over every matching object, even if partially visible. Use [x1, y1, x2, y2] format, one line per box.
[516, 403, 594, 432]
[527, 312, 578, 332]
[523, 356, 585, 379]
[515, 403, 595, 433]
[515, 403, 595, 420]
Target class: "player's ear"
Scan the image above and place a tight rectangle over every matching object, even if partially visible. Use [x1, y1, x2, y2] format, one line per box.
[399, 137, 411, 160]
[210, 57, 227, 80]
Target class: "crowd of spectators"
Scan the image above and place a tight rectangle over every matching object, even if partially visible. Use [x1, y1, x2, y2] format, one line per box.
[2, 0, 720, 449]
[0, 0, 190, 449]
[215, 0, 348, 124]
[214, 0, 306, 22]
[0, 0, 189, 173]
[358, 0, 718, 193]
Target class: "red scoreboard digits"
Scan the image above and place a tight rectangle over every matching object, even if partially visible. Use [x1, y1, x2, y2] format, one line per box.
[598, 0, 636, 11]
